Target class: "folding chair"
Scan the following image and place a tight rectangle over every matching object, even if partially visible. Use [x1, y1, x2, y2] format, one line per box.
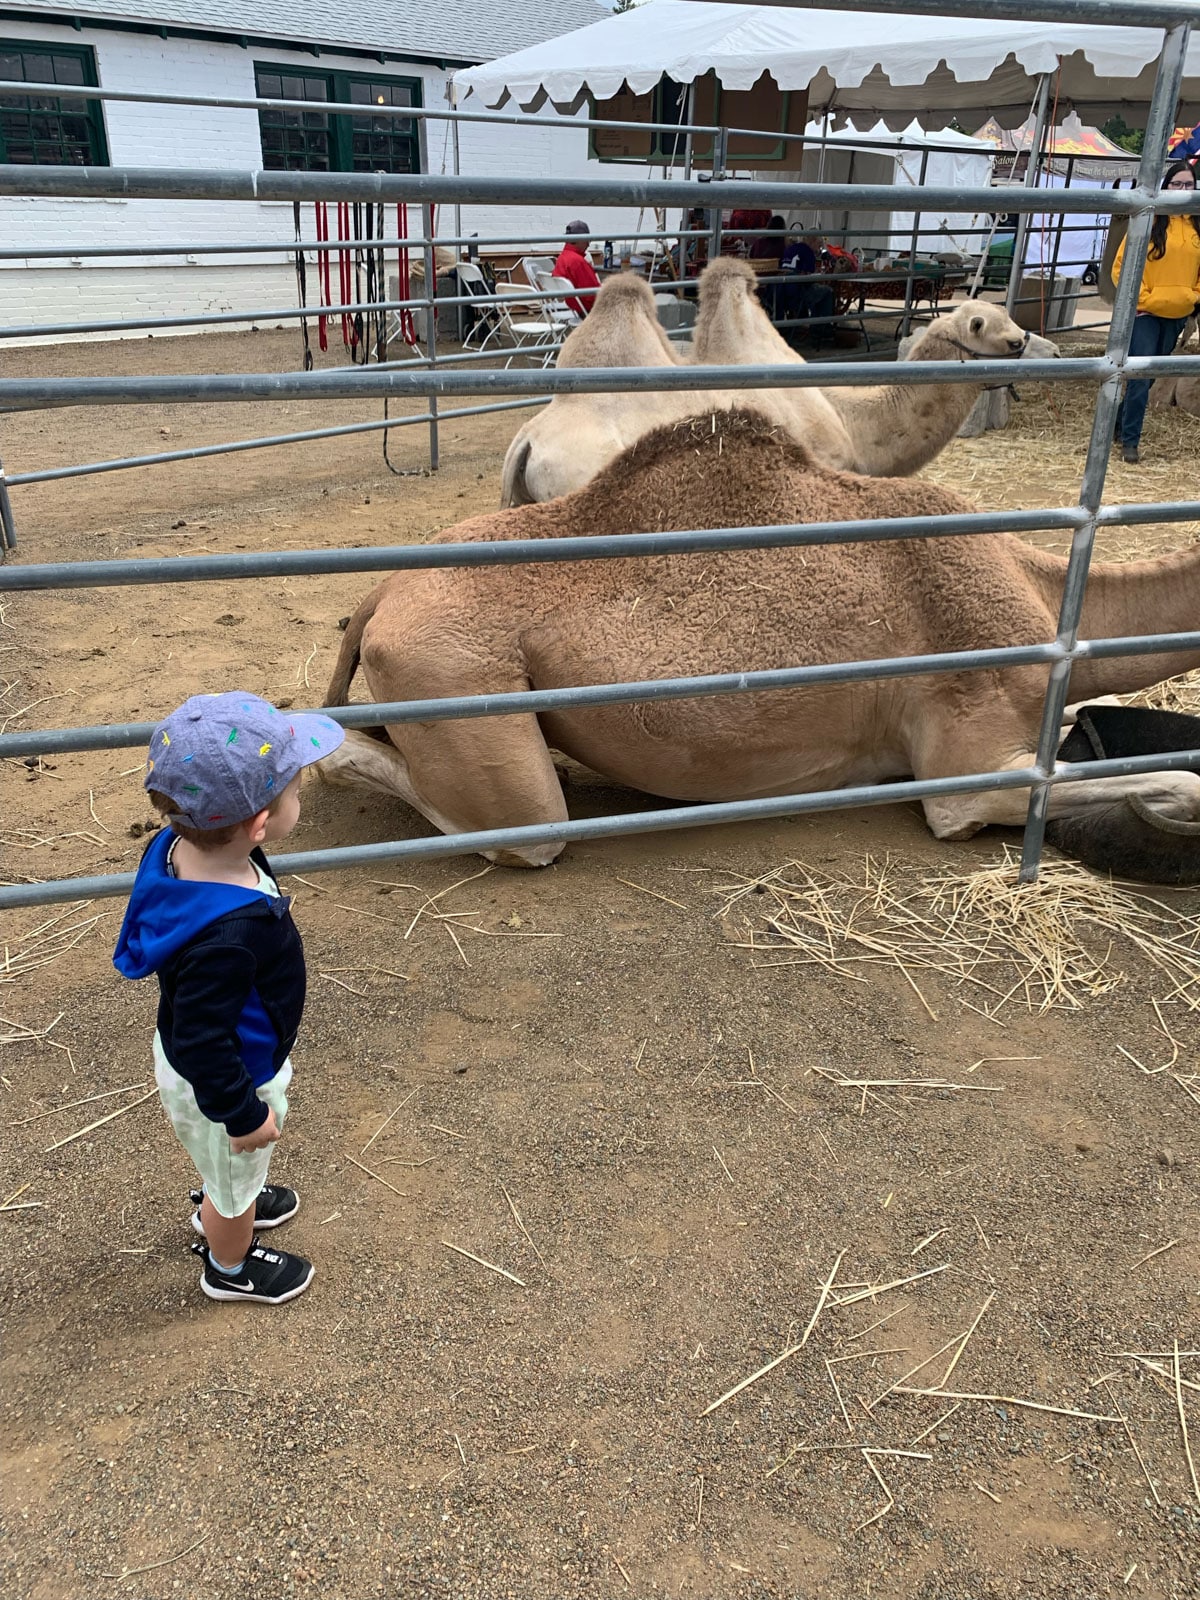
[454, 261, 507, 351]
[519, 255, 556, 289]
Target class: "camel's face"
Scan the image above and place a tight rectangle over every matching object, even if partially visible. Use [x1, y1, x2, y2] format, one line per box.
[948, 303, 1029, 359]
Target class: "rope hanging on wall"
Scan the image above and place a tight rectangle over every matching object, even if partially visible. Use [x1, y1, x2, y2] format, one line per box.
[316, 201, 331, 351]
[291, 202, 313, 371]
[383, 200, 426, 476]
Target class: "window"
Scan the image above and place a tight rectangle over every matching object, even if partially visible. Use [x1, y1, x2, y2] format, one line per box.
[0, 40, 108, 166]
[255, 65, 421, 175]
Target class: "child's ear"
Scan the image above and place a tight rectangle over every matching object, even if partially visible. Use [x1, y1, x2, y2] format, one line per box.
[245, 807, 272, 845]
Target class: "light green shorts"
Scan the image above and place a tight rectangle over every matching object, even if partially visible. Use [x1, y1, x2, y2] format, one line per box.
[153, 1033, 292, 1219]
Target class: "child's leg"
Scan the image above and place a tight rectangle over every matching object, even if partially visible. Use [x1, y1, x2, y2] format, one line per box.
[201, 1193, 255, 1269]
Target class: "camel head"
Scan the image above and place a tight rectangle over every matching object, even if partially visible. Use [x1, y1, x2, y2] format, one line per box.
[931, 300, 1030, 360]
[556, 271, 680, 370]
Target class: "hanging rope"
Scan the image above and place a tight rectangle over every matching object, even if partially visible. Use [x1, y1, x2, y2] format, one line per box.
[338, 200, 354, 348]
[292, 201, 313, 371]
[352, 201, 366, 359]
[314, 201, 330, 352]
[382, 200, 425, 477]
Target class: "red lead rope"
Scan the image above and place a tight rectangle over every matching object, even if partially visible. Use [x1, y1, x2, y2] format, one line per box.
[338, 201, 353, 347]
[395, 203, 418, 347]
[314, 202, 329, 352]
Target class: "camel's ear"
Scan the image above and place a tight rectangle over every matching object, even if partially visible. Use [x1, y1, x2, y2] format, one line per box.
[969, 314, 985, 336]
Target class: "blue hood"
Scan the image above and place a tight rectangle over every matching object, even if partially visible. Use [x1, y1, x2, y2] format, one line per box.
[113, 828, 271, 979]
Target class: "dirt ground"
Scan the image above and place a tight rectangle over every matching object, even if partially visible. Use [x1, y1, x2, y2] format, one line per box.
[2, 327, 1198, 1600]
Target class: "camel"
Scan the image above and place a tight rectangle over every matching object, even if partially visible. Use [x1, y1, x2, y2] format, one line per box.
[500, 274, 722, 507]
[692, 260, 1035, 476]
[321, 410, 1200, 868]
[501, 261, 1042, 504]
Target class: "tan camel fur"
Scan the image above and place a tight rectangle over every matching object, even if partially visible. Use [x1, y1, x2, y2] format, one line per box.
[501, 261, 1036, 505]
[500, 275, 700, 507]
[694, 260, 1031, 476]
[322, 412, 1200, 867]
[1149, 315, 1199, 412]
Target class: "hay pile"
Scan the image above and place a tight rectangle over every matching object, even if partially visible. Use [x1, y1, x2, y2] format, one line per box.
[1129, 669, 1200, 717]
[715, 848, 1200, 1023]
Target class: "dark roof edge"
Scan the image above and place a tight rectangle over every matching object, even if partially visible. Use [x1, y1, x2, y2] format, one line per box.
[0, 7, 480, 70]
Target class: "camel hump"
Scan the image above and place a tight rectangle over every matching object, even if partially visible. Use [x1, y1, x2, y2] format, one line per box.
[698, 257, 759, 303]
[557, 270, 676, 369]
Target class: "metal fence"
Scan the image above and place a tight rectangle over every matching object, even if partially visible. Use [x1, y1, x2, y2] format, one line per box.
[1, 1, 1199, 910]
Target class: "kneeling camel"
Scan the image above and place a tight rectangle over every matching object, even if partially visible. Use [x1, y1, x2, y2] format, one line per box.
[501, 261, 1043, 505]
[323, 412, 1200, 867]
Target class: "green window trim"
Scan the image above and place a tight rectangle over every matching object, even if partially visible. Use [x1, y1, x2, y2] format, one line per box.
[253, 62, 423, 175]
[0, 38, 109, 166]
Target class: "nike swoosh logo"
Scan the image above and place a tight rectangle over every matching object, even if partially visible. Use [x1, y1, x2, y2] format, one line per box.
[217, 1278, 257, 1293]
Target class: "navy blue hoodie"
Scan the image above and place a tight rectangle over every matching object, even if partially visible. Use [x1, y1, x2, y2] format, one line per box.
[113, 829, 306, 1136]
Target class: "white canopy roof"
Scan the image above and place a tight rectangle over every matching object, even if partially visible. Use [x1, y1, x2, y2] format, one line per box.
[454, 1, 1200, 127]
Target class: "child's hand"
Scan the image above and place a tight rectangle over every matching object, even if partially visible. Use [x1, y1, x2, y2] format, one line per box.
[230, 1108, 281, 1153]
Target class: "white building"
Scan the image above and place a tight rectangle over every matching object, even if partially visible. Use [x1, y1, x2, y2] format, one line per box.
[0, 0, 647, 340]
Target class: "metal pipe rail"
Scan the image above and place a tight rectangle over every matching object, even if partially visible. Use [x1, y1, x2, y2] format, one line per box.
[0, 81, 725, 140]
[1, 396, 547, 488]
[6, 356, 1200, 413]
[2, 744, 1197, 913]
[0, 506, 1086, 592]
[0, 228, 713, 263]
[10, 500, 1200, 596]
[7, 166, 1196, 219]
[3, 630, 1197, 764]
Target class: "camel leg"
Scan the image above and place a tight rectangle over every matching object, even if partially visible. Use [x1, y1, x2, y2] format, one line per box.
[317, 721, 568, 868]
[910, 703, 1200, 840]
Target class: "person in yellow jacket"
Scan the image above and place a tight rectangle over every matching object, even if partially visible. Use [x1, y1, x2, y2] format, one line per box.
[1112, 161, 1200, 464]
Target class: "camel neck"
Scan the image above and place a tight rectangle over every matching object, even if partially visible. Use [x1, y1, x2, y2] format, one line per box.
[1027, 541, 1200, 700]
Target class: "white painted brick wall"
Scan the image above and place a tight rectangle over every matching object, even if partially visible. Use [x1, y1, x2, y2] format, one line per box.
[0, 20, 662, 343]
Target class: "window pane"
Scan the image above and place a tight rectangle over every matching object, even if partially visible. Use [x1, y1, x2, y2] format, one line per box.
[52, 54, 85, 86]
[256, 68, 331, 171]
[0, 52, 24, 80]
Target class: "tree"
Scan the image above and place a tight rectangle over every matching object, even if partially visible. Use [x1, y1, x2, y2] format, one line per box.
[1101, 114, 1145, 155]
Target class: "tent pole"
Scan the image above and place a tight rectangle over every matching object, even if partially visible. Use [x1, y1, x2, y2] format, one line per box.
[708, 126, 728, 263]
[899, 146, 930, 338]
[1005, 71, 1053, 316]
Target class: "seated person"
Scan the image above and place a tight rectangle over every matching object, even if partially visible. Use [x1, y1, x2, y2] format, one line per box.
[726, 207, 773, 256]
[552, 220, 602, 318]
[675, 207, 709, 277]
[748, 215, 788, 262]
[749, 215, 788, 317]
[779, 231, 836, 346]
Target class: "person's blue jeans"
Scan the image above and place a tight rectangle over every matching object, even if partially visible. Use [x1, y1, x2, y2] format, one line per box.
[1117, 311, 1188, 449]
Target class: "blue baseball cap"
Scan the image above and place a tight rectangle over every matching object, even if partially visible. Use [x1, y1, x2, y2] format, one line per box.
[144, 691, 345, 829]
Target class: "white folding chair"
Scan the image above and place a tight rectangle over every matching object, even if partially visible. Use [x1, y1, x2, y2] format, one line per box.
[520, 255, 556, 289]
[454, 261, 507, 351]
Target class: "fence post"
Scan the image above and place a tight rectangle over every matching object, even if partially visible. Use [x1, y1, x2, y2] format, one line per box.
[1017, 19, 1193, 882]
[707, 128, 729, 264]
[899, 146, 930, 340]
[0, 454, 17, 552]
[1005, 71, 1054, 318]
[422, 200, 440, 472]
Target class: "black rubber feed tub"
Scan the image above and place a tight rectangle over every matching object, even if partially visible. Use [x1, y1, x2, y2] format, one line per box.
[1044, 704, 1200, 885]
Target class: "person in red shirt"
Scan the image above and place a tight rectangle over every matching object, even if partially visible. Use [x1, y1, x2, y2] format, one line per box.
[552, 220, 602, 319]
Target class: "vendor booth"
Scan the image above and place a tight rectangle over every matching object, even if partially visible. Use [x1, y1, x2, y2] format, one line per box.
[454, 2, 1200, 129]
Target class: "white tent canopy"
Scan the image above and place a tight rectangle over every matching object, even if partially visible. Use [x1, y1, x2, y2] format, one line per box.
[786, 122, 997, 257]
[454, 1, 1200, 128]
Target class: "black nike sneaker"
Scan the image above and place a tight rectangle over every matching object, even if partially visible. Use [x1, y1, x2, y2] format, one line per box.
[190, 1185, 299, 1236]
[194, 1238, 314, 1304]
